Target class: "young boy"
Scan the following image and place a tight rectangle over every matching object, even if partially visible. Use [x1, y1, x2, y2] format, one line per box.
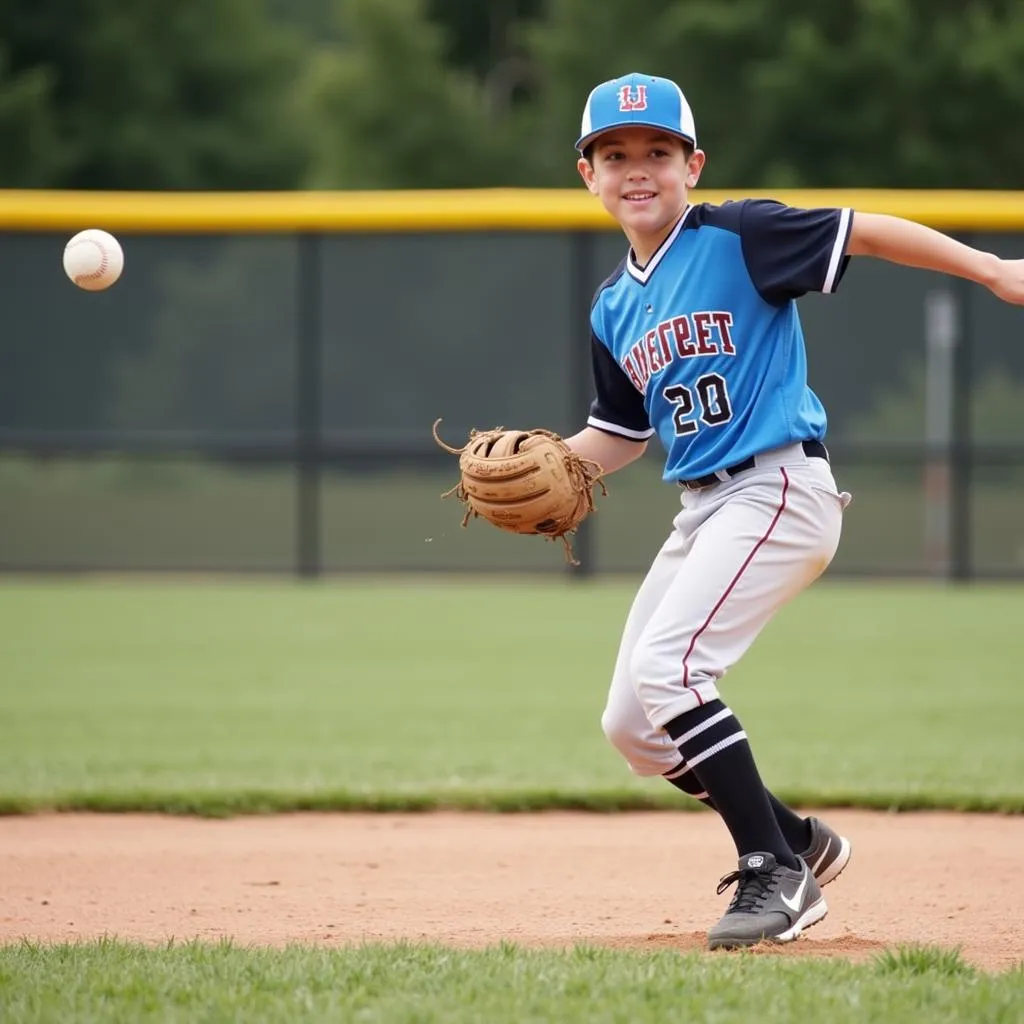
[563, 72, 1024, 949]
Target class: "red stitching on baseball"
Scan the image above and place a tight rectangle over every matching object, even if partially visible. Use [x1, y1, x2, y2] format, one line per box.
[68, 240, 110, 282]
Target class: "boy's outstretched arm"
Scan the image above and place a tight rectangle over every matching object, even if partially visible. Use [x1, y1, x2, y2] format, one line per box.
[565, 426, 648, 475]
[848, 212, 1024, 304]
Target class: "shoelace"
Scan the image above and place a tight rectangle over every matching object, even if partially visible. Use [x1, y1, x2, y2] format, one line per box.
[716, 865, 778, 914]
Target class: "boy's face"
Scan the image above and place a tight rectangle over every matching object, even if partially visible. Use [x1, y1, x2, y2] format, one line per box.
[578, 128, 705, 245]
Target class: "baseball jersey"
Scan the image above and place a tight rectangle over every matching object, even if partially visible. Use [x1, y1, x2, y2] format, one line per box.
[588, 199, 853, 481]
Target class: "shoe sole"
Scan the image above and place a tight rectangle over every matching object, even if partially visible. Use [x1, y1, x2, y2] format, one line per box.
[708, 896, 829, 950]
[774, 895, 829, 942]
[813, 835, 852, 888]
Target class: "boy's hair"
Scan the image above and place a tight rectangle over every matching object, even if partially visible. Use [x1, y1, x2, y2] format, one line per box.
[581, 138, 695, 165]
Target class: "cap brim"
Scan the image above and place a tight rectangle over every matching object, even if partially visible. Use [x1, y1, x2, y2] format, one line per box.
[575, 123, 696, 152]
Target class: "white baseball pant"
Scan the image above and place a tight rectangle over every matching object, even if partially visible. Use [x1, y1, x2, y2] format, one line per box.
[601, 442, 851, 777]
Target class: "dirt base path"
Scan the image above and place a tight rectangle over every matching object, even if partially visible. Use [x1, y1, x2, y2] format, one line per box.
[2, 810, 1020, 971]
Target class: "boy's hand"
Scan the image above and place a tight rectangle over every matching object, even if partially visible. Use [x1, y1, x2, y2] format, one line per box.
[987, 258, 1024, 305]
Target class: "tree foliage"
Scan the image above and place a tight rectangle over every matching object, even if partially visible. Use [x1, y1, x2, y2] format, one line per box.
[518, 0, 1024, 188]
[302, 0, 531, 188]
[728, 0, 1024, 188]
[2, 0, 1023, 189]
[0, 0, 309, 189]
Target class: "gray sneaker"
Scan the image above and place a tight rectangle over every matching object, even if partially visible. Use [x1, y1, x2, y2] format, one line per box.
[800, 816, 852, 887]
[707, 852, 828, 950]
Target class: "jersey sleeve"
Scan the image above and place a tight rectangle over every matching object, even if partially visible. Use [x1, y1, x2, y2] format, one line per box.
[739, 199, 853, 304]
[586, 332, 654, 441]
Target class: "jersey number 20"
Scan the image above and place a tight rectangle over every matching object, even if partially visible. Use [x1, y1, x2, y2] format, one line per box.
[663, 373, 733, 436]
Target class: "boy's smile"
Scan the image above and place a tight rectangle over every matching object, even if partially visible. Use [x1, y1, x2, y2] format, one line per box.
[623, 188, 657, 205]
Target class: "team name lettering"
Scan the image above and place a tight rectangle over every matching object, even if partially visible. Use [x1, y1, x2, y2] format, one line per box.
[622, 311, 735, 393]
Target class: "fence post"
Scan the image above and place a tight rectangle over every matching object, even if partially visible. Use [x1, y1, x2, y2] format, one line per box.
[923, 289, 956, 578]
[568, 230, 596, 578]
[296, 233, 323, 579]
[949, 236, 975, 583]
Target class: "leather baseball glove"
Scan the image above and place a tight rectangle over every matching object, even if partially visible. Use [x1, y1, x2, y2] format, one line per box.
[432, 419, 607, 565]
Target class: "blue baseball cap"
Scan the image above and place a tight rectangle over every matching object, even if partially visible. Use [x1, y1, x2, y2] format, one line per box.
[575, 72, 697, 152]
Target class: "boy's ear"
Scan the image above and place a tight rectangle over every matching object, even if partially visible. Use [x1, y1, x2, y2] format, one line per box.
[686, 149, 706, 189]
[578, 156, 599, 194]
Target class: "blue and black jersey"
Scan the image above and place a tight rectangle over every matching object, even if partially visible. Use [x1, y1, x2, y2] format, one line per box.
[588, 199, 853, 481]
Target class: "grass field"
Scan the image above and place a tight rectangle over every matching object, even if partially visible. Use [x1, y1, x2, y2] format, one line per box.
[1, 577, 1021, 814]
[2, 942, 1020, 1024]
[2, 576, 1022, 1022]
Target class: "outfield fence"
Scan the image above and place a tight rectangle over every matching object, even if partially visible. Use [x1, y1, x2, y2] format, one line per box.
[2, 189, 1023, 579]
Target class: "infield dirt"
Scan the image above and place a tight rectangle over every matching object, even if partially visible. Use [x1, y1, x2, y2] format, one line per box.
[2, 810, 1020, 970]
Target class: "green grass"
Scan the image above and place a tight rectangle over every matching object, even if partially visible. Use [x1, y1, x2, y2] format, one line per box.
[1, 941, 1020, 1024]
[0, 578, 1021, 814]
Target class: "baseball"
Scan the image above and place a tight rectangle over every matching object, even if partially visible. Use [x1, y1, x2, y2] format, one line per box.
[63, 228, 124, 291]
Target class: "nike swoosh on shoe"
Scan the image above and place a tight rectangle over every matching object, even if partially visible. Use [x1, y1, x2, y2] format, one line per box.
[780, 869, 809, 912]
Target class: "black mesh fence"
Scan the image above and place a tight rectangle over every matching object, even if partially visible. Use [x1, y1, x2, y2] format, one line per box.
[2, 228, 1023, 577]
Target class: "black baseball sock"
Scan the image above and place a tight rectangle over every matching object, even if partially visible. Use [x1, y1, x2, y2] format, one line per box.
[664, 699, 800, 870]
[767, 791, 812, 854]
[664, 770, 813, 856]
[664, 761, 716, 808]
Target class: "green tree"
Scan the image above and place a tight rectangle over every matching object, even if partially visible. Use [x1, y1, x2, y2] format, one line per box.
[0, 46, 68, 186]
[738, 0, 1024, 188]
[0, 0, 309, 189]
[262, 0, 342, 43]
[519, 0, 770, 186]
[427, 0, 542, 84]
[519, 0, 1024, 188]
[5, 0, 1023, 191]
[303, 0, 530, 188]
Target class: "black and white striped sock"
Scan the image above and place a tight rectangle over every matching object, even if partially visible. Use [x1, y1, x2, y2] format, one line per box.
[664, 767, 813, 856]
[663, 760, 716, 808]
[664, 699, 799, 869]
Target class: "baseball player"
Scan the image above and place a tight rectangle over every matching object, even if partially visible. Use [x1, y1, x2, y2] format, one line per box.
[560, 72, 1024, 949]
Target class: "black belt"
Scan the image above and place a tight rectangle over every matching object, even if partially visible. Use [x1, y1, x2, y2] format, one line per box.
[680, 440, 829, 491]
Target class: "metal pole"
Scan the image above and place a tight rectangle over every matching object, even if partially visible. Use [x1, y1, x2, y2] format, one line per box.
[923, 289, 956, 578]
[296, 233, 323, 579]
[949, 236, 975, 582]
[568, 231, 596, 578]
